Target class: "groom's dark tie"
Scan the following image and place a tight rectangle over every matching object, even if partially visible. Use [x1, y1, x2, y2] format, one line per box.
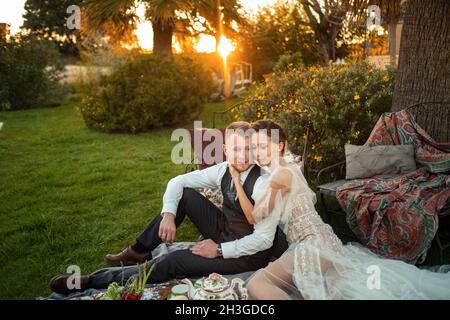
[228, 179, 238, 204]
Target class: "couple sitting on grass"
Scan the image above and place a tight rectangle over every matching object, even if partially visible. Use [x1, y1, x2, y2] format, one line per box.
[50, 120, 450, 299]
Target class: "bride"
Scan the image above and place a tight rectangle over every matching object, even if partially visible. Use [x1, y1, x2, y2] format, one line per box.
[245, 119, 450, 300]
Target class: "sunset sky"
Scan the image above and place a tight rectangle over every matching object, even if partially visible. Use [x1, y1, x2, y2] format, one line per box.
[0, 0, 26, 34]
[0, 0, 278, 32]
[0, 0, 278, 52]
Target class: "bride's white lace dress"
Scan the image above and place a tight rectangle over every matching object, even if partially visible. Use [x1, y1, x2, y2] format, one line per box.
[249, 162, 450, 300]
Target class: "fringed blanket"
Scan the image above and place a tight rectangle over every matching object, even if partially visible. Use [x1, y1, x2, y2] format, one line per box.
[336, 110, 450, 264]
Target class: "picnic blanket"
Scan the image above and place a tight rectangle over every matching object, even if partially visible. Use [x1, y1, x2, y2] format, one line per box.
[38, 242, 255, 300]
[336, 110, 450, 264]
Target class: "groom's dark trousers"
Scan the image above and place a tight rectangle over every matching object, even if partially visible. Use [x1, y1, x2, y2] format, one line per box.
[89, 188, 288, 288]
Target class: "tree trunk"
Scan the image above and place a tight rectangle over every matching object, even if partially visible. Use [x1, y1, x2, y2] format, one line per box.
[316, 28, 337, 65]
[301, 1, 338, 66]
[215, 0, 222, 54]
[388, 22, 397, 65]
[392, 0, 449, 112]
[215, 33, 220, 53]
[152, 19, 173, 57]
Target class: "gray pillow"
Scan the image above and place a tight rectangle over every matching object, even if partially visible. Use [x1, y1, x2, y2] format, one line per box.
[345, 144, 416, 179]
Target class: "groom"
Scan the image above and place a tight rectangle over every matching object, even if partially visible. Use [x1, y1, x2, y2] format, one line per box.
[50, 121, 288, 294]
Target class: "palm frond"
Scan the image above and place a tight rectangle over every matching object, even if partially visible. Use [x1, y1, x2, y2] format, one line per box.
[146, 0, 194, 23]
[83, 0, 138, 30]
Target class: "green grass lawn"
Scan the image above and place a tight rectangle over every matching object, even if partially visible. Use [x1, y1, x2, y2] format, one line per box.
[0, 96, 239, 299]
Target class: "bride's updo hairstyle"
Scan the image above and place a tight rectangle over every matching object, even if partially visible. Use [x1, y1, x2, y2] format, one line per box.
[251, 120, 287, 155]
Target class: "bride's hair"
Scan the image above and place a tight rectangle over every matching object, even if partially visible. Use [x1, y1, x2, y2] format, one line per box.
[251, 120, 287, 155]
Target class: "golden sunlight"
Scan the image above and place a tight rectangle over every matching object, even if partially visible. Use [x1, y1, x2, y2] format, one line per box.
[218, 35, 235, 99]
[194, 34, 217, 53]
[132, 0, 274, 53]
[240, 0, 278, 14]
[218, 36, 235, 60]
[134, 20, 153, 51]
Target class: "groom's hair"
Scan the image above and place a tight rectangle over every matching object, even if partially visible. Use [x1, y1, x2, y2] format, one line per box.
[225, 121, 252, 141]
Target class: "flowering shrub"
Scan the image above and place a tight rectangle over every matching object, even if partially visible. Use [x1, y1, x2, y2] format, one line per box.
[236, 61, 396, 170]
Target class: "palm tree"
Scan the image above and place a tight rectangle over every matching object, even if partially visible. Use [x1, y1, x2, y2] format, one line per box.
[196, 0, 242, 52]
[390, 0, 449, 111]
[83, 0, 242, 56]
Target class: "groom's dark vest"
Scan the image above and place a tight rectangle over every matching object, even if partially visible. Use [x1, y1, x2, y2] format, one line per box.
[220, 165, 261, 238]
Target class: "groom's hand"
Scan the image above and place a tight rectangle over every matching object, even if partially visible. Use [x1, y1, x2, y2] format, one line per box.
[159, 213, 177, 243]
[229, 164, 241, 182]
[191, 239, 218, 259]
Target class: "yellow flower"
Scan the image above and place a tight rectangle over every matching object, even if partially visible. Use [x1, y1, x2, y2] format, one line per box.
[354, 95, 360, 101]
[314, 156, 322, 162]
[383, 75, 389, 82]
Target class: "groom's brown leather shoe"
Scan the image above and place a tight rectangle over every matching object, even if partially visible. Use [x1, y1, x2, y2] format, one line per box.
[105, 246, 150, 266]
[49, 274, 90, 295]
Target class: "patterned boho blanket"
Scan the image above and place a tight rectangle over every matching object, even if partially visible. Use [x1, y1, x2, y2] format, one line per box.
[336, 110, 450, 264]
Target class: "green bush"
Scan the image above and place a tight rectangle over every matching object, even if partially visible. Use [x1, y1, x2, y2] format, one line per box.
[273, 52, 305, 73]
[79, 55, 215, 132]
[0, 34, 66, 110]
[236, 61, 396, 171]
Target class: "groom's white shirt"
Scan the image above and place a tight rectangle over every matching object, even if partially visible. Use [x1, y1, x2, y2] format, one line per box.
[161, 162, 279, 259]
